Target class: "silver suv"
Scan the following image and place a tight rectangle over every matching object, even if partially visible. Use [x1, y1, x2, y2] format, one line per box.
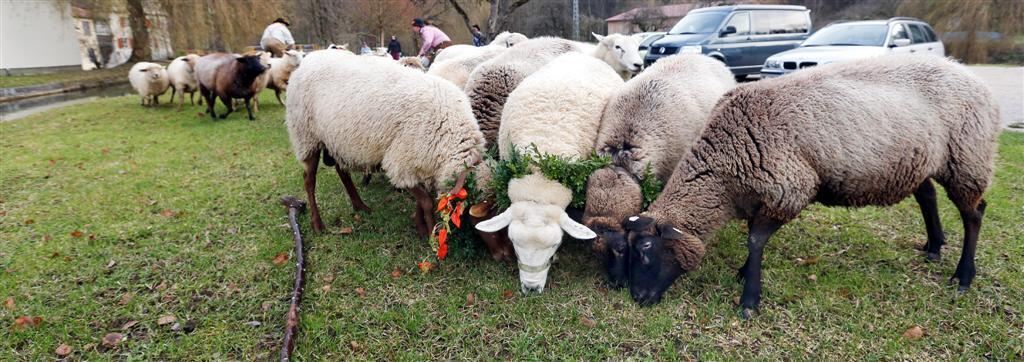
[761, 17, 944, 78]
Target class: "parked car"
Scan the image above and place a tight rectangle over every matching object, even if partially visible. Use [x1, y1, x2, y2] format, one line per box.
[761, 17, 945, 78]
[637, 32, 666, 60]
[644, 5, 811, 78]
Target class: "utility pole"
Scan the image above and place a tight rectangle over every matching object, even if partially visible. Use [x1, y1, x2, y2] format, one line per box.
[572, 0, 580, 41]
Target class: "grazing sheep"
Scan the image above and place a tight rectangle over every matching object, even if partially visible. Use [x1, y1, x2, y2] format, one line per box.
[286, 50, 483, 236]
[426, 46, 506, 89]
[128, 62, 170, 107]
[195, 52, 268, 120]
[622, 55, 1002, 316]
[264, 50, 304, 105]
[167, 54, 203, 111]
[476, 53, 624, 293]
[583, 54, 736, 287]
[397, 56, 425, 71]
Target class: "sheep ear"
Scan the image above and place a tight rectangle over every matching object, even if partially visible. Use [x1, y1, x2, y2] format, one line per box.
[592, 32, 605, 42]
[236, 57, 247, 63]
[340, 43, 349, 49]
[560, 212, 596, 240]
[666, 232, 705, 272]
[658, 224, 685, 240]
[623, 215, 654, 232]
[475, 208, 513, 232]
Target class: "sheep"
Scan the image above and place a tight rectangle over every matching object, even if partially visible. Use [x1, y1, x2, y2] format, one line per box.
[285, 50, 483, 237]
[264, 50, 303, 105]
[582, 54, 736, 287]
[432, 32, 526, 64]
[128, 62, 170, 107]
[397, 56, 425, 71]
[620, 55, 1002, 317]
[195, 52, 268, 120]
[466, 35, 643, 146]
[475, 53, 624, 293]
[426, 46, 506, 89]
[166, 54, 203, 111]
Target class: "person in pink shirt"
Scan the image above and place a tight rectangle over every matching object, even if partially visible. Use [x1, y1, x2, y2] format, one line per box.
[412, 18, 452, 63]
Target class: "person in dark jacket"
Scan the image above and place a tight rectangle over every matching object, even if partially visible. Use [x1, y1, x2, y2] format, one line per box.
[387, 36, 402, 60]
[471, 25, 486, 46]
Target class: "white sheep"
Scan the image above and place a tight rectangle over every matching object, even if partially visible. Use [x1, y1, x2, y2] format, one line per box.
[166, 54, 202, 111]
[491, 31, 528, 47]
[128, 62, 170, 107]
[476, 53, 624, 293]
[265, 50, 303, 105]
[397, 56, 426, 71]
[587, 33, 643, 81]
[286, 50, 484, 236]
[433, 31, 527, 64]
[583, 54, 736, 287]
[426, 46, 506, 89]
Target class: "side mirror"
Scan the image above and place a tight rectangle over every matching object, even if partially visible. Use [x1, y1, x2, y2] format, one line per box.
[891, 38, 911, 48]
[720, 26, 737, 36]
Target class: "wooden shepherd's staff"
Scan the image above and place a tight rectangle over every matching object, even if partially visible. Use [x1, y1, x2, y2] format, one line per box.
[280, 196, 307, 361]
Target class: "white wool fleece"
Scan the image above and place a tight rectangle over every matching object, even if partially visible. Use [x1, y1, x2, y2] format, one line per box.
[427, 46, 507, 89]
[285, 50, 485, 192]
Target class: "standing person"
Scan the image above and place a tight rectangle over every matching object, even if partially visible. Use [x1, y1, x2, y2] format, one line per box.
[387, 36, 402, 60]
[471, 25, 486, 47]
[261, 18, 294, 57]
[412, 18, 451, 63]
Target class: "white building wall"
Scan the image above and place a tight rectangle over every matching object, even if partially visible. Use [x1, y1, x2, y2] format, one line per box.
[0, 0, 82, 70]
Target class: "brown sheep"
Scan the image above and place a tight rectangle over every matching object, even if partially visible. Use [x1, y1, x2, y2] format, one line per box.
[195, 53, 268, 120]
[622, 55, 1002, 318]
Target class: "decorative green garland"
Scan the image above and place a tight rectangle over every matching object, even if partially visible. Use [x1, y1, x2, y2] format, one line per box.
[487, 144, 610, 210]
[638, 163, 663, 209]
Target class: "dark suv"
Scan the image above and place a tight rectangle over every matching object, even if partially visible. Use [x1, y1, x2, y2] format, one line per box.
[644, 5, 811, 78]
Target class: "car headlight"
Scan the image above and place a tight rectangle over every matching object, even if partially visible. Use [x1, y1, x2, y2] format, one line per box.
[680, 45, 702, 54]
[764, 59, 780, 69]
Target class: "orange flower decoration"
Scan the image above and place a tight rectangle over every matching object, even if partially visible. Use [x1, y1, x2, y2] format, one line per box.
[417, 261, 432, 273]
[437, 229, 449, 260]
[437, 195, 450, 212]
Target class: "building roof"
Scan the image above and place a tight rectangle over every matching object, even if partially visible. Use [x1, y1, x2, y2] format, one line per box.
[606, 4, 697, 22]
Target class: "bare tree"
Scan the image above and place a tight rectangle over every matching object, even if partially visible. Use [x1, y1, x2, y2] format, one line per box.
[628, 6, 669, 32]
[125, 0, 150, 61]
[448, 0, 531, 39]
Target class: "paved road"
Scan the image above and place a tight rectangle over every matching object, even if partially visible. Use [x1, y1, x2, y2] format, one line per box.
[968, 66, 1023, 131]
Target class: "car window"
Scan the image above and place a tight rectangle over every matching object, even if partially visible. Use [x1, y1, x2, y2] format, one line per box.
[721, 12, 750, 37]
[890, 23, 909, 40]
[752, 10, 810, 35]
[908, 24, 928, 43]
[922, 25, 938, 42]
[668, 12, 727, 35]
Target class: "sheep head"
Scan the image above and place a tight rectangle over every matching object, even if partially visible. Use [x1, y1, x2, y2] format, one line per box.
[236, 54, 268, 77]
[582, 167, 642, 289]
[475, 174, 595, 293]
[592, 33, 643, 77]
[624, 215, 705, 306]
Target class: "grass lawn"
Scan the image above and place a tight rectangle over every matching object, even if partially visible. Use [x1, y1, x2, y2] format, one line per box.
[1, 93, 1022, 360]
[0, 67, 131, 90]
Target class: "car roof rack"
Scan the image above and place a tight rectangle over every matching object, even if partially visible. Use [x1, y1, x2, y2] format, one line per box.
[888, 17, 924, 23]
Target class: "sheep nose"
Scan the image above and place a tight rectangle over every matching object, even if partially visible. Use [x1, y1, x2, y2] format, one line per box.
[521, 283, 543, 294]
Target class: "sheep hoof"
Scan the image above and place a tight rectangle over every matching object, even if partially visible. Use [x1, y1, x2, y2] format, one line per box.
[740, 307, 758, 320]
[354, 204, 372, 213]
[925, 252, 941, 262]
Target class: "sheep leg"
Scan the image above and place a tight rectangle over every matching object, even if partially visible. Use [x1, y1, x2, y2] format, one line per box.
[275, 89, 284, 105]
[244, 97, 255, 121]
[361, 173, 372, 186]
[409, 186, 434, 238]
[175, 87, 184, 111]
[170, 87, 177, 109]
[333, 165, 372, 213]
[913, 179, 945, 261]
[738, 213, 784, 318]
[303, 153, 325, 233]
[950, 198, 985, 292]
[201, 87, 217, 119]
[218, 95, 234, 119]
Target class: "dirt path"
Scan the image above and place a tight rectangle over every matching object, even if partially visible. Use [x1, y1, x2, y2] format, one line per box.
[968, 66, 1023, 131]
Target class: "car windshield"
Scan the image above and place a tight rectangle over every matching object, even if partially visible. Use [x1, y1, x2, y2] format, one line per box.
[803, 23, 888, 47]
[640, 34, 665, 48]
[668, 12, 727, 35]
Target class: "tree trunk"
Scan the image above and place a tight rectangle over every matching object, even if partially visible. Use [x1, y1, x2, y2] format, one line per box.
[126, 0, 151, 61]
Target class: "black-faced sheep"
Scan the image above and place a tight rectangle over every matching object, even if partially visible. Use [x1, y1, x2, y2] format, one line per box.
[285, 50, 483, 236]
[622, 55, 1002, 317]
[583, 54, 735, 287]
[128, 62, 169, 107]
[195, 52, 268, 120]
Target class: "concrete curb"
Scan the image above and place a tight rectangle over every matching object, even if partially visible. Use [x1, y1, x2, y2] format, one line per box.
[0, 78, 129, 104]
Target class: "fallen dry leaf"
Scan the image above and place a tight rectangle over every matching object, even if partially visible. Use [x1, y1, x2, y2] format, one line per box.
[55, 343, 72, 357]
[580, 316, 597, 328]
[355, 287, 366, 298]
[903, 325, 924, 340]
[390, 269, 402, 279]
[271, 252, 289, 265]
[502, 290, 514, 299]
[465, 293, 476, 306]
[159, 209, 176, 218]
[796, 256, 820, 266]
[3, 297, 13, 310]
[105, 260, 116, 269]
[102, 332, 123, 347]
[339, 227, 354, 235]
[157, 315, 176, 325]
[70, 230, 84, 238]
[261, 301, 273, 312]
[120, 320, 138, 330]
[807, 274, 818, 282]
[322, 274, 335, 283]
[321, 285, 332, 292]
[23, 219, 34, 225]
[349, 341, 363, 352]
[13, 316, 43, 330]
[101, 148, 110, 155]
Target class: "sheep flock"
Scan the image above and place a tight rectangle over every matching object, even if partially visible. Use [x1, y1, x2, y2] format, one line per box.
[123, 33, 1002, 316]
